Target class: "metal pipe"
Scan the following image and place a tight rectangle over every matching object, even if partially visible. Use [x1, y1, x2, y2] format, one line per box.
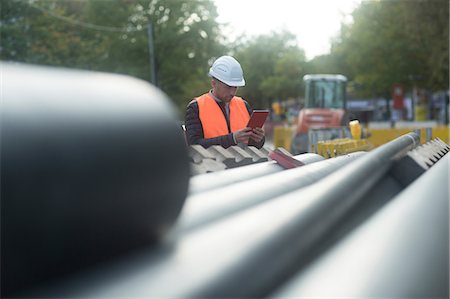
[272, 154, 449, 298]
[188, 153, 324, 194]
[28, 134, 420, 298]
[178, 152, 366, 232]
[147, 23, 157, 86]
[176, 133, 420, 298]
[425, 127, 432, 142]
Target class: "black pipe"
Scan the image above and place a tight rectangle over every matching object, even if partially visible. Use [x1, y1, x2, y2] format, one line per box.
[1, 63, 190, 297]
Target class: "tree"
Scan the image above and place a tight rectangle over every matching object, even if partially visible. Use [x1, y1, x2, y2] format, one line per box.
[259, 49, 306, 101]
[233, 30, 307, 108]
[126, 0, 227, 109]
[1, 0, 110, 67]
[0, 0, 227, 111]
[398, 0, 449, 90]
[328, 0, 448, 97]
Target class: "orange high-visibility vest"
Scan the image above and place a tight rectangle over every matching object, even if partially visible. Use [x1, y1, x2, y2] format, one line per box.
[197, 93, 250, 139]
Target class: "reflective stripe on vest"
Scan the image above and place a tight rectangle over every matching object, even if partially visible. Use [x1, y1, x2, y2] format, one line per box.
[197, 93, 250, 139]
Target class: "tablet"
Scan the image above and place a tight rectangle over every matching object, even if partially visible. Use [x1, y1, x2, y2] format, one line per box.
[247, 110, 269, 128]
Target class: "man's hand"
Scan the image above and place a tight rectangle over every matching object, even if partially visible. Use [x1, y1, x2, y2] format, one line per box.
[249, 127, 265, 143]
[233, 127, 253, 144]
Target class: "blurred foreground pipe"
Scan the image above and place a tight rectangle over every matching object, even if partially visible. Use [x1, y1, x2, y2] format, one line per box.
[1, 63, 190, 296]
[178, 152, 366, 232]
[188, 153, 324, 194]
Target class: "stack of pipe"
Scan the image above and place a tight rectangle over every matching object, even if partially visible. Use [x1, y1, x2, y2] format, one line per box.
[3, 63, 448, 298]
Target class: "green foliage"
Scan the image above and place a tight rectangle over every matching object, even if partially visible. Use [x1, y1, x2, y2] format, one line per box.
[1, 0, 30, 61]
[0, 0, 226, 111]
[304, 55, 339, 75]
[2, 0, 447, 114]
[325, 0, 449, 97]
[1, 0, 110, 67]
[399, 0, 449, 90]
[233, 30, 307, 108]
[128, 0, 227, 108]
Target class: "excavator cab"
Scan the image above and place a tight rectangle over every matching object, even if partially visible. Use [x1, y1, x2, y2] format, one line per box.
[304, 74, 346, 109]
[292, 74, 348, 154]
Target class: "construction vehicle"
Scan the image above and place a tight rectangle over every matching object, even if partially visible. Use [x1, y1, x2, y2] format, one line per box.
[292, 74, 352, 153]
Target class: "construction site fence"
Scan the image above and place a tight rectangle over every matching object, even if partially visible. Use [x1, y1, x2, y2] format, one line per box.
[272, 124, 450, 152]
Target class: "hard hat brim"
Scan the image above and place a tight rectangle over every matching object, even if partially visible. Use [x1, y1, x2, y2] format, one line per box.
[208, 71, 245, 87]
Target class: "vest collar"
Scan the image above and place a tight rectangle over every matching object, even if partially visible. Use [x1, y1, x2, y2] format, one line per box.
[209, 90, 223, 103]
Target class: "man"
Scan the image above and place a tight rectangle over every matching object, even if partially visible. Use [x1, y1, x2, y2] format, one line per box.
[185, 55, 265, 148]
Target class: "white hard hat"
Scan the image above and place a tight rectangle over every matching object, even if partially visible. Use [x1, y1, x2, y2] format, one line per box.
[208, 56, 245, 87]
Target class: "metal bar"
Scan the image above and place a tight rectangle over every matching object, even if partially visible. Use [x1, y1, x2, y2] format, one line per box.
[188, 153, 324, 194]
[272, 154, 449, 298]
[425, 127, 432, 142]
[178, 152, 366, 232]
[147, 23, 157, 86]
[176, 133, 420, 298]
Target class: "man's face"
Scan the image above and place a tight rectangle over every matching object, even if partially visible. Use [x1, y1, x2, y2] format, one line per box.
[211, 79, 238, 102]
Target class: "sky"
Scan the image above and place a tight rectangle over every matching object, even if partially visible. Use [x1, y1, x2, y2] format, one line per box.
[213, 0, 361, 60]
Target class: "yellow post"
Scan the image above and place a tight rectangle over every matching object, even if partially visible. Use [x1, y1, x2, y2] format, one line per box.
[349, 120, 362, 140]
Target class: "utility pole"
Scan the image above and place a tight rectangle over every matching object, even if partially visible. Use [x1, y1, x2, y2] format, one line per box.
[147, 23, 157, 86]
